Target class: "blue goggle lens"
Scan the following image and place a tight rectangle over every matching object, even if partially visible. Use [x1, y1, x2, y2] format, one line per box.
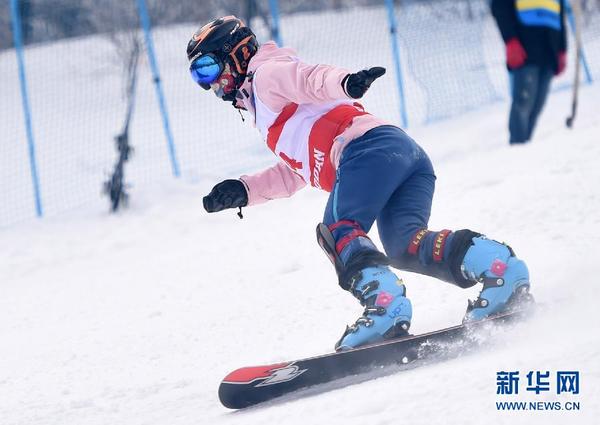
[189, 54, 223, 86]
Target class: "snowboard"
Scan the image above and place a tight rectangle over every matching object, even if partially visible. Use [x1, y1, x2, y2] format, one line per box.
[218, 307, 531, 409]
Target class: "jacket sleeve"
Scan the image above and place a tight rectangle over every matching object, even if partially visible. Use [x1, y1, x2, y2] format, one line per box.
[491, 0, 519, 42]
[240, 162, 307, 206]
[560, 0, 567, 51]
[253, 59, 350, 111]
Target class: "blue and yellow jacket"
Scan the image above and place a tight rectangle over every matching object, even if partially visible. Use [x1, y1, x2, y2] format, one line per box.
[491, 0, 567, 72]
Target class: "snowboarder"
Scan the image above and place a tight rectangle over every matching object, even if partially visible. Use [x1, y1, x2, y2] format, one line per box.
[190, 16, 532, 351]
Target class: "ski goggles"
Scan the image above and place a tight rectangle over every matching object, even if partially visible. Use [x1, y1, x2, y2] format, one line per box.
[189, 53, 223, 89]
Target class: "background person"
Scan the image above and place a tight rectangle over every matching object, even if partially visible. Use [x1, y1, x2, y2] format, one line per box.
[491, 0, 567, 144]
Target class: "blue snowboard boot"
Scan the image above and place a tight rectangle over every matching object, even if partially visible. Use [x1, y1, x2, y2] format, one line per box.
[461, 236, 532, 322]
[335, 265, 412, 351]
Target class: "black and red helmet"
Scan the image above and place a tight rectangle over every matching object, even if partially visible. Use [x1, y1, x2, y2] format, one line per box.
[187, 16, 258, 80]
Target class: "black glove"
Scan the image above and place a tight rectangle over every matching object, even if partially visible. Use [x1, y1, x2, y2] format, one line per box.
[342, 67, 386, 99]
[203, 179, 248, 213]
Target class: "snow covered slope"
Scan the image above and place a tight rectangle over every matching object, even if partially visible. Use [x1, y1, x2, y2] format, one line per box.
[1, 81, 599, 425]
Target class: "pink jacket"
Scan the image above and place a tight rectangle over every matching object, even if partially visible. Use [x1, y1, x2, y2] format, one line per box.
[237, 42, 389, 206]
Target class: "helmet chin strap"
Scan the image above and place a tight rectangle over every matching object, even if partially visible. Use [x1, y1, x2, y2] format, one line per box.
[222, 90, 238, 103]
[212, 84, 241, 109]
[215, 85, 239, 106]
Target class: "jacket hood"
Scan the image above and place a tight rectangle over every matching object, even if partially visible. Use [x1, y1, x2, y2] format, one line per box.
[234, 41, 297, 112]
[247, 41, 298, 73]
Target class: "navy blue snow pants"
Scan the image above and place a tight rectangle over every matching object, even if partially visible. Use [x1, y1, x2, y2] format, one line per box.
[323, 125, 476, 288]
[509, 65, 554, 144]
